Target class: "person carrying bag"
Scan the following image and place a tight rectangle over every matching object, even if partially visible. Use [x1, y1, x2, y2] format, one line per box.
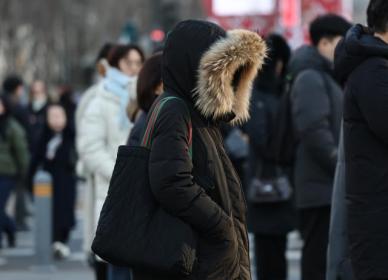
[92, 96, 197, 277]
[94, 20, 267, 280]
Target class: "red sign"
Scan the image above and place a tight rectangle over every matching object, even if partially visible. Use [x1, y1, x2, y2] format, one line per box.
[202, 0, 350, 46]
[202, 0, 279, 34]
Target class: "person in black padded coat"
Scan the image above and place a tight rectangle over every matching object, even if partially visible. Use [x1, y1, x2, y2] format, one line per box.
[30, 104, 77, 259]
[244, 34, 295, 280]
[334, 1, 388, 279]
[132, 20, 267, 280]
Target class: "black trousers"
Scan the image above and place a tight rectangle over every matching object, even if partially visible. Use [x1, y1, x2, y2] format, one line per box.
[299, 206, 331, 280]
[53, 228, 71, 243]
[254, 233, 288, 280]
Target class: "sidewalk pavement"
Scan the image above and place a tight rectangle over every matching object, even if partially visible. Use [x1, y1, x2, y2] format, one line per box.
[0, 215, 93, 280]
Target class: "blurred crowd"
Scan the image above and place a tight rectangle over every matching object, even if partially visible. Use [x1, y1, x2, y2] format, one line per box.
[1, 1, 388, 280]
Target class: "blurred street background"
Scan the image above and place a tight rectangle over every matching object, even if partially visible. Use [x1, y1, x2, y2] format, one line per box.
[0, 0, 367, 89]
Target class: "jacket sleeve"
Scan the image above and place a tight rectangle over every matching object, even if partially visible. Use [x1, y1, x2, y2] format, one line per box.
[356, 61, 388, 145]
[9, 120, 29, 176]
[149, 100, 231, 240]
[292, 70, 337, 174]
[77, 98, 115, 181]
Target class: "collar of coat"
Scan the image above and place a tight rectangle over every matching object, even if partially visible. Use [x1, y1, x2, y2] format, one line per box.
[194, 29, 267, 125]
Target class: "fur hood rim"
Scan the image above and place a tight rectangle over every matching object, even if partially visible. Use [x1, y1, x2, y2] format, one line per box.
[194, 29, 267, 125]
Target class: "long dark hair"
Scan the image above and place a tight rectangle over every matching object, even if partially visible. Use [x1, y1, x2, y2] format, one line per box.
[137, 52, 163, 113]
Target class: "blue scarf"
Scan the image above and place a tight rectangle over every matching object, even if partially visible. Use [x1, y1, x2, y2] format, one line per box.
[103, 67, 131, 128]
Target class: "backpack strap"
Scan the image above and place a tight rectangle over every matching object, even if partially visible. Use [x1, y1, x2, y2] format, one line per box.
[141, 96, 193, 158]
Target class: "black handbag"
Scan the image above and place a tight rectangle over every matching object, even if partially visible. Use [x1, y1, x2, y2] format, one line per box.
[91, 96, 197, 276]
[247, 158, 293, 204]
[247, 175, 293, 204]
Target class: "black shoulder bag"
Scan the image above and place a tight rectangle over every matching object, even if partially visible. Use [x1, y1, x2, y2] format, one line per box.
[92, 96, 197, 276]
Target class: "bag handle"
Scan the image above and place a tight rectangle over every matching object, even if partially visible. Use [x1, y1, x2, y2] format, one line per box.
[141, 96, 192, 158]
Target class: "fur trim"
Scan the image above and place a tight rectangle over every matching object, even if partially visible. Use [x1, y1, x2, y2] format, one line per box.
[194, 29, 267, 125]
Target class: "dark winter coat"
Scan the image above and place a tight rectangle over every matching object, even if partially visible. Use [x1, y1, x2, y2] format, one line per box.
[335, 24, 388, 280]
[27, 103, 48, 152]
[290, 46, 343, 209]
[132, 20, 267, 280]
[327, 126, 354, 280]
[30, 126, 77, 232]
[9, 102, 30, 134]
[244, 78, 295, 235]
[127, 111, 146, 146]
[0, 117, 29, 177]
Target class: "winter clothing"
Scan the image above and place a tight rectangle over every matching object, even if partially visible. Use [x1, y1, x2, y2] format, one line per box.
[103, 67, 136, 129]
[26, 101, 48, 152]
[290, 46, 343, 209]
[0, 117, 29, 177]
[327, 127, 354, 280]
[127, 112, 146, 146]
[108, 265, 132, 280]
[9, 103, 30, 134]
[0, 176, 17, 248]
[290, 45, 343, 280]
[335, 24, 388, 280]
[30, 126, 77, 243]
[75, 83, 101, 254]
[244, 71, 295, 280]
[132, 20, 266, 280]
[77, 79, 134, 254]
[245, 78, 295, 236]
[300, 206, 331, 280]
[0, 114, 28, 247]
[254, 234, 287, 280]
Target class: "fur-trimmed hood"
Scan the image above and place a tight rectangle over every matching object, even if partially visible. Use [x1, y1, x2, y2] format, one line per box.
[162, 20, 267, 125]
[195, 29, 267, 124]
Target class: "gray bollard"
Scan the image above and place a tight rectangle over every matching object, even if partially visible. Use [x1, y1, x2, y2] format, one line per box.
[31, 169, 56, 272]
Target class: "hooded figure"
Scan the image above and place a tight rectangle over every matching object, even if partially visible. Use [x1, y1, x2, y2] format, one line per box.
[334, 24, 388, 280]
[132, 20, 266, 280]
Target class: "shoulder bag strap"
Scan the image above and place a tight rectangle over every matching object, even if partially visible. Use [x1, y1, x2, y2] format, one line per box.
[141, 96, 192, 158]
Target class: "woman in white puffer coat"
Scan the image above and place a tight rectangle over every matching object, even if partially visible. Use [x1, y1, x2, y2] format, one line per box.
[77, 44, 144, 280]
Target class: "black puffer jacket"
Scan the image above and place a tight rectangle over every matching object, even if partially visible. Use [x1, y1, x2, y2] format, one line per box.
[133, 20, 266, 280]
[289, 46, 343, 208]
[335, 24, 388, 280]
[244, 75, 295, 235]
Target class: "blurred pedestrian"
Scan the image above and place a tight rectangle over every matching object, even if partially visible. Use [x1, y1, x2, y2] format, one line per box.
[289, 14, 351, 280]
[30, 104, 76, 259]
[131, 20, 266, 280]
[333, 1, 388, 279]
[0, 95, 29, 248]
[2, 75, 29, 131]
[127, 51, 163, 145]
[244, 34, 295, 280]
[27, 80, 49, 152]
[76, 43, 114, 131]
[58, 85, 76, 132]
[77, 44, 144, 280]
[75, 42, 115, 279]
[108, 51, 163, 280]
[3, 75, 31, 231]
